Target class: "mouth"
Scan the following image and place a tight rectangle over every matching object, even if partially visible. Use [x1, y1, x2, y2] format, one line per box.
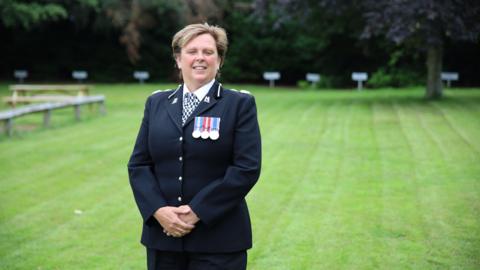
[192, 66, 207, 70]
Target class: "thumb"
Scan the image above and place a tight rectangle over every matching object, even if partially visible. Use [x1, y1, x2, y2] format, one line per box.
[174, 205, 191, 214]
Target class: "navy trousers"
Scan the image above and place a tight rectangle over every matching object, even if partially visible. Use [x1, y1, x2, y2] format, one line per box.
[146, 249, 247, 270]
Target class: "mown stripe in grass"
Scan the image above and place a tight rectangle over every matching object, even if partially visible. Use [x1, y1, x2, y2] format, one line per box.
[251, 100, 348, 269]
[394, 101, 480, 268]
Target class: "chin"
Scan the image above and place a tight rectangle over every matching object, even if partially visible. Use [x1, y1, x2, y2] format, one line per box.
[194, 75, 213, 82]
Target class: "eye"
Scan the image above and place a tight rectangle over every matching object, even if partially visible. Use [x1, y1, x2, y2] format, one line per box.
[204, 50, 214, 55]
[186, 49, 196, 55]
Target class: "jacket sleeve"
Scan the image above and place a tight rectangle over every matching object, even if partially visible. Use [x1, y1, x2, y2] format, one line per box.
[127, 96, 167, 226]
[189, 94, 262, 227]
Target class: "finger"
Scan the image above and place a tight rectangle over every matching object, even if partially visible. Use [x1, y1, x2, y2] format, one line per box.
[174, 218, 195, 230]
[168, 229, 182, 237]
[174, 226, 191, 235]
[177, 214, 189, 224]
[170, 222, 191, 233]
[165, 225, 191, 237]
[163, 228, 174, 237]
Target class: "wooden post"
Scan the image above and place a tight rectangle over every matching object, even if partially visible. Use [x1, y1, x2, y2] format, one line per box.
[6, 119, 13, 137]
[75, 105, 81, 120]
[12, 90, 18, 108]
[43, 109, 51, 127]
[99, 100, 106, 115]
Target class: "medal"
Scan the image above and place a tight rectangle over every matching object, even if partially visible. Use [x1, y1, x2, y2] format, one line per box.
[201, 117, 210, 139]
[201, 130, 210, 139]
[193, 116, 221, 140]
[209, 117, 220, 140]
[193, 130, 201, 138]
[210, 131, 219, 140]
[192, 117, 202, 138]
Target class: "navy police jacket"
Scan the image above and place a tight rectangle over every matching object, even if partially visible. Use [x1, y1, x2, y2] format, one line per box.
[128, 81, 261, 253]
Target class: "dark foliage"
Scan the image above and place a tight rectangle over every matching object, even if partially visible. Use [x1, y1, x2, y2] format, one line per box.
[1, 0, 479, 89]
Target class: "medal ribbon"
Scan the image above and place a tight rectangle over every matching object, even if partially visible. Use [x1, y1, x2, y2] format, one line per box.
[201, 117, 208, 133]
[212, 117, 219, 131]
[194, 117, 202, 133]
[206, 117, 211, 133]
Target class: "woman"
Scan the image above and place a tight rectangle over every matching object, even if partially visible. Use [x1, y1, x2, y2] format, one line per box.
[128, 23, 262, 269]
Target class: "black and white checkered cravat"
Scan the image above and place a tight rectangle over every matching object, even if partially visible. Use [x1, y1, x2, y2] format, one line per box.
[182, 92, 200, 125]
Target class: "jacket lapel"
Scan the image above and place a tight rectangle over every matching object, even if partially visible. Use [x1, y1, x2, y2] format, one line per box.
[183, 81, 222, 127]
[165, 85, 183, 132]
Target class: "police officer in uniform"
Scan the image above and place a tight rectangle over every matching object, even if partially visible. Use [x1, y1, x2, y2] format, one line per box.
[128, 23, 261, 269]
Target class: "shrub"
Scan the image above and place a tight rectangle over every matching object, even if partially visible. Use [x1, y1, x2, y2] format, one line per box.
[316, 75, 343, 89]
[369, 68, 423, 88]
[297, 80, 311, 89]
[369, 68, 393, 88]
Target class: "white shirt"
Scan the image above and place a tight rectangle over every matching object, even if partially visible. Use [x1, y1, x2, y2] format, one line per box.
[182, 79, 215, 102]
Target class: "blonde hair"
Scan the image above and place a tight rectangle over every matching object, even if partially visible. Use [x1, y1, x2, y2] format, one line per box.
[172, 23, 228, 66]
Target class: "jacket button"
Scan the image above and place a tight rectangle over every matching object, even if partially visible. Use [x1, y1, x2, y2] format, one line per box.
[178, 196, 182, 202]
[179, 136, 183, 141]
[178, 176, 182, 181]
[179, 156, 182, 161]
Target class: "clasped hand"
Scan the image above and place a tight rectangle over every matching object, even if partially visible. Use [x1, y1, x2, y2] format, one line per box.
[153, 205, 199, 238]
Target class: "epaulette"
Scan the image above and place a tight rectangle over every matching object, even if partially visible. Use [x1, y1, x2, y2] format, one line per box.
[151, 89, 170, 96]
[230, 89, 252, 95]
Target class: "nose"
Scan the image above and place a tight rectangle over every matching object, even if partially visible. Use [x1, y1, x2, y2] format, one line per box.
[195, 52, 206, 61]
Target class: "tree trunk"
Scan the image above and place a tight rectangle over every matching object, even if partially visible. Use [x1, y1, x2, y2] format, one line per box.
[425, 45, 443, 99]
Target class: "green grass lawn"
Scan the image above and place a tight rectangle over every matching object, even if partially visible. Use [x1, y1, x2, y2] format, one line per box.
[1, 84, 479, 269]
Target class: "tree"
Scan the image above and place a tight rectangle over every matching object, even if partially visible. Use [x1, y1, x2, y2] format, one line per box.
[361, 0, 480, 99]
[0, 0, 101, 29]
[102, 0, 228, 64]
[250, 0, 390, 85]
[0, 0, 226, 65]
[256, 0, 480, 98]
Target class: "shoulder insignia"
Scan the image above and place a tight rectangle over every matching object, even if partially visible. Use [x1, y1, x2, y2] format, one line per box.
[151, 89, 170, 95]
[230, 88, 252, 95]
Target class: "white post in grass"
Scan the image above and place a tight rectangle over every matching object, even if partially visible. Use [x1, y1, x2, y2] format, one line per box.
[441, 72, 459, 88]
[306, 73, 321, 87]
[72, 70, 88, 83]
[134, 71, 150, 84]
[263, 72, 280, 88]
[352, 72, 368, 91]
[14, 70, 28, 83]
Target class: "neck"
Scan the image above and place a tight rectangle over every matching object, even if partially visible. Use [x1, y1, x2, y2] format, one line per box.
[184, 79, 214, 92]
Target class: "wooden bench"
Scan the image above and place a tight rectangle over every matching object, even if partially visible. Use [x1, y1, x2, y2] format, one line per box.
[4, 84, 91, 107]
[0, 95, 106, 137]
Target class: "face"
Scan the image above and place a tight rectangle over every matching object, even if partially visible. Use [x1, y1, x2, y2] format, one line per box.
[175, 33, 221, 91]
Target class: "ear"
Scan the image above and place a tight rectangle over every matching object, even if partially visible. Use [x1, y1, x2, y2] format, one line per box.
[175, 54, 182, 69]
